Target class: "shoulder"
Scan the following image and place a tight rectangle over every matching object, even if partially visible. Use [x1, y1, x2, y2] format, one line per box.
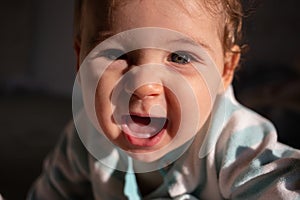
[212, 91, 300, 199]
[215, 100, 300, 166]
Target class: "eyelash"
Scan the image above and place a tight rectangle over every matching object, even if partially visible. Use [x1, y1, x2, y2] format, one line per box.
[100, 49, 127, 60]
[168, 51, 195, 65]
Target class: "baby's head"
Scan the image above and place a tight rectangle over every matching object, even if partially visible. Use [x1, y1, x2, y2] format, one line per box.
[74, 0, 243, 58]
[73, 0, 243, 163]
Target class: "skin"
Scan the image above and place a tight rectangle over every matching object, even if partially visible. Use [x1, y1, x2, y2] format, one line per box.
[74, 0, 240, 162]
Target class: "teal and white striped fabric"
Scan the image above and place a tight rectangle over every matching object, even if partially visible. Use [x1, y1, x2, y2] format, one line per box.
[28, 87, 300, 200]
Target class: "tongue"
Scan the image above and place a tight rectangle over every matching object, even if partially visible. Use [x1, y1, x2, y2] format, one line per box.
[131, 115, 151, 126]
[126, 116, 166, 138]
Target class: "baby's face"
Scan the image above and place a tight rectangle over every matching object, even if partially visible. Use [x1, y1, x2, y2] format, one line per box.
[77, 0, 233, 162]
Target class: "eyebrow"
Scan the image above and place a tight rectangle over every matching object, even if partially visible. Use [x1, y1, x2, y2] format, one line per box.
[169, 37, 213, 53]
[98, 31, 114, 38]
[96, 30, 214, 53]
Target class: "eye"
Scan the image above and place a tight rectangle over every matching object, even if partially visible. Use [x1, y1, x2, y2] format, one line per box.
[100, 49, 127, 60]
[168, 51, 193, 64]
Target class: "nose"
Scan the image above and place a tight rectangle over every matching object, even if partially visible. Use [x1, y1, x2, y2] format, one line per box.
[125, 83, 163, 100]
[124, 67, 164, 100]
[124, 49, 164, 99]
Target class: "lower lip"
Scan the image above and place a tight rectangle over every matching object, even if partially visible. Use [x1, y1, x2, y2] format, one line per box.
[123, 124, 167, 148]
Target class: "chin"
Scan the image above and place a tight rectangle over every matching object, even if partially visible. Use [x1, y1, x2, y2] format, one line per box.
[126, 149, 167, 163]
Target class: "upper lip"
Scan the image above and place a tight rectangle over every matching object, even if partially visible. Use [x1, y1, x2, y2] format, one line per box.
[129, 112, 150, 117]
[127, 111, 166, 119]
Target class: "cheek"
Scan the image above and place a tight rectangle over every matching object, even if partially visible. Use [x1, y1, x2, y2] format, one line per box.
[190, 75, 214, 127]
[95, 64, 126, 109]
[94, 80, 114, 127]
[95, 81, 112, 112]
[197, 88, 213, 124]
[95, 71, 120, 113]
[164, 87, 181, 136]
[94, 70, 123, 137]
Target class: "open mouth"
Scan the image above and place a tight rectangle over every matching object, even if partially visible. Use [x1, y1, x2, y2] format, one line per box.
[121, 115, 168, 147]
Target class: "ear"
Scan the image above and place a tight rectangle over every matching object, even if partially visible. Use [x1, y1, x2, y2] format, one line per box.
[221, 45, 241, 91]
[74, 36, 81, 72]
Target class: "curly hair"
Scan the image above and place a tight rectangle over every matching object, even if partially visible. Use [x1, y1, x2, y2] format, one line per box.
[221, 0, 244, 52]
[222, 0, 244, 52]
[74, 0, 244, 53]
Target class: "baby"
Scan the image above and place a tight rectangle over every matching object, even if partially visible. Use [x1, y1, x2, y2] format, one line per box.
[28, 0, 300, 199]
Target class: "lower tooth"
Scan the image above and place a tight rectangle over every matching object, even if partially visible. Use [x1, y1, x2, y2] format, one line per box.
[131, 132, 153, 139]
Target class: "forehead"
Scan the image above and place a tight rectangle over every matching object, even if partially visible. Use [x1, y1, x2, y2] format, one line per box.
[80, 0, 225, 60]
[81, 0, 223, 28]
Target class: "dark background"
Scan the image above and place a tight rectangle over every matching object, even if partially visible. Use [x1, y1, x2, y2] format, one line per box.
[0, 0, 300, 199]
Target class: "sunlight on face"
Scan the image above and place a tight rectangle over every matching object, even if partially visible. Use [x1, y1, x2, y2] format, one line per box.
[73, 0, 229, 171]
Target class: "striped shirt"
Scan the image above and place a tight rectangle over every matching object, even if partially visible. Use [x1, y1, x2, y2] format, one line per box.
[28, 87, 300, 199]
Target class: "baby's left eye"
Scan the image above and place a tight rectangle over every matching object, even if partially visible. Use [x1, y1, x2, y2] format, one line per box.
[99, 49, 127, 60]
[168, 51, 193, 64]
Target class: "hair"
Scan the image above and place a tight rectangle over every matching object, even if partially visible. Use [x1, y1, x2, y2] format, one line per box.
[74, 0, 245, 53]
[219, 0, 244, 53]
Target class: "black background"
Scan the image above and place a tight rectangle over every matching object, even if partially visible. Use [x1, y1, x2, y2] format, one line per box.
[0, 0, 300, 199]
